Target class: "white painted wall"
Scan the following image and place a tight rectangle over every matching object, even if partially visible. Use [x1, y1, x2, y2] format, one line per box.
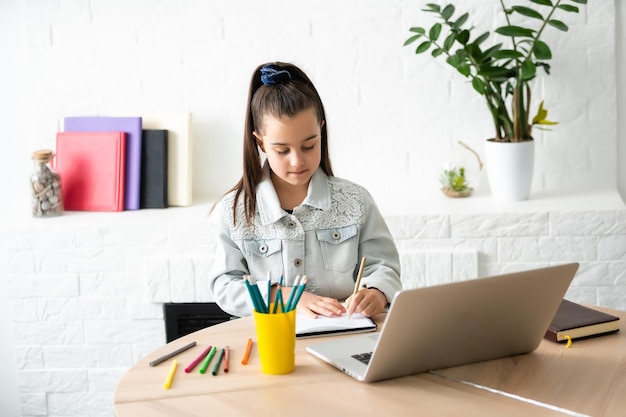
[2, 0, 623, 217]
[1, 0, 23, 415]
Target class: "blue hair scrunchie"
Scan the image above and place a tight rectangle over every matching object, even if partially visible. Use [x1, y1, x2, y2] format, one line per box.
[260, 64, 292, 85]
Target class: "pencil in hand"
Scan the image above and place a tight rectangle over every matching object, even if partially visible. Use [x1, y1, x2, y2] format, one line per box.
[347, 257, 366, 317]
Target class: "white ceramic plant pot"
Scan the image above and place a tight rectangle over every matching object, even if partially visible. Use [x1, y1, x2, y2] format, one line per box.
[484, 139, 535, 201]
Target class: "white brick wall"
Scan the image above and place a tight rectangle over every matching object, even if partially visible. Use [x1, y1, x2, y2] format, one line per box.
[2, 198, 625, 417]
[2, 0, 625, 416]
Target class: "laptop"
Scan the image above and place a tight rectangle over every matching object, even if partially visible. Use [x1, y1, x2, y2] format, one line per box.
[306, 263, 579, 383]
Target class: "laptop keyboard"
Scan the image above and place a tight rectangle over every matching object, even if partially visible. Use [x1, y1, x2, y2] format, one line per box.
[351, 352, 373, 365]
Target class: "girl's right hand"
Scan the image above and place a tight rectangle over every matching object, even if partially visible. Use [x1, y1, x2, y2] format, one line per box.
[295, 291, 346, 318]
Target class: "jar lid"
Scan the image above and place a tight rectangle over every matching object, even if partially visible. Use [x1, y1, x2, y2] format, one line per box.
[32, 149, 54, 161]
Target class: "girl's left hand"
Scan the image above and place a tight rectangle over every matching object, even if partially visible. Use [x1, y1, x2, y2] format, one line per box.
[295, 291, 346, 318]
[345, 288, 387, 318]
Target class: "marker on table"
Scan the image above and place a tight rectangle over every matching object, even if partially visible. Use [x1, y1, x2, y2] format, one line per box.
[184, 345, 212, 373]
[241, 338, 253, 365]
[223, 345, 230, 373]
[163, 360, 178, 390]
[212, 348, 225, 376]
[149, 341, 197, 367]
[199, 346, 218, 374]
[347, 257, 366, 317]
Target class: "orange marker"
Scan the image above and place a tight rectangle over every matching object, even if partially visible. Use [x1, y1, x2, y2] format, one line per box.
[241, 338, 253, 365]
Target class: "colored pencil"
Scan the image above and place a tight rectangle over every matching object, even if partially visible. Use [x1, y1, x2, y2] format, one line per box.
[267, 271, 272, 311]
[212, 348, 225, 376]
[284, 275, 301, 312]
[184, 345, 211, 373]
[149, 341, 196, 367]
[287, 276, 308, 311]
[244, 276, 265, 313]
[241, 338, 253, 365]
[353, 257, 366, 297]
[199, 346, 217, 374]
[163, 360, 178, 390]
[248, 275, 268, 313]
[224, 345, 230, 373]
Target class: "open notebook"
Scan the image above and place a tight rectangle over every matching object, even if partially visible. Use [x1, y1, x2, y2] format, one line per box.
[296, 313, 377, 338]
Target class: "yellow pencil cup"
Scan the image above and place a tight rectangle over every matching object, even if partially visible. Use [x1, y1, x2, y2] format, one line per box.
[253, 305, 296, 375]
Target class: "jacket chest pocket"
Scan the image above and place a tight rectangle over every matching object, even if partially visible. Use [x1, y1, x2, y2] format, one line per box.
[243, 239, 284, 277]
[316, 225, 359, 273]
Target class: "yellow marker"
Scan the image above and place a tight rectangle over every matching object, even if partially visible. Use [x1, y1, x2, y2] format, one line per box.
[565, 335, 572, 348]
[163, 360, 178, 389]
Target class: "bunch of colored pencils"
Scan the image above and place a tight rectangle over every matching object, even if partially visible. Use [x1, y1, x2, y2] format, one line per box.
[244, 274, 307, 314]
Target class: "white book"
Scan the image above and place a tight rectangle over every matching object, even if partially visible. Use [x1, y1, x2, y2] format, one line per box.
[142, 112, 193, 207]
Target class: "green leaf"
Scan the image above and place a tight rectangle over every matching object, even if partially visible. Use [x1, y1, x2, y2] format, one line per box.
[415, 41, 432, 54]
[558, 4, 579, 13]
[521, 60, 536, 80]
[457, 29, 470, 44]
[457, 63, 471, 77]
[568, 0, 587, 4]
[446, 54, 461, 67]
[548, 20, 569, 31]
[403, 34, 422, 46]
[443, 33, 455, 51]
[474, 32, 490, 45]
[511, 6, 543, 20]
[409, 27, 426, 35]
[429, 23, 442, 41]
[423, 3, 440, 12]
[492, 49, 524, 59]
[536, 62, 551, 75]
[472, 77, 487, 94]
[533, 40, 552, 60]
[529, 0, 553, 6]
[441, 4, 455, 20]
[453, 12, 469, 28]
[478, 43, 502, 63]
[432, 48, 445, 57]
[478, 66, 512, 81]
[495, 25, 535, 38]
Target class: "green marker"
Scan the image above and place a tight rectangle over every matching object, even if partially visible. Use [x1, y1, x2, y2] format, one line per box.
[199, 346, 217, 374]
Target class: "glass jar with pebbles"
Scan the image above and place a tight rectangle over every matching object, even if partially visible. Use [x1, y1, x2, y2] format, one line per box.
[30, 149, 63, 217]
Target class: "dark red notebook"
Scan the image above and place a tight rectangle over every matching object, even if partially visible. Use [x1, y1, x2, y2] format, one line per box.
[544, 299, 620, 343]
[55, 131, 126, 211]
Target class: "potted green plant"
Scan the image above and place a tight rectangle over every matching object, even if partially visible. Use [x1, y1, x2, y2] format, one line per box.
[440, 165, 472, 198]
[404, 0, 586, 201]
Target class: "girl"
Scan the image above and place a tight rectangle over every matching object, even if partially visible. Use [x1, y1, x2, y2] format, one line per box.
[208, 62, 401, 318]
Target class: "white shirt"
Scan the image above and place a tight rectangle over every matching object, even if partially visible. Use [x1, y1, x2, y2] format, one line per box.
[208, 163, 402, 317]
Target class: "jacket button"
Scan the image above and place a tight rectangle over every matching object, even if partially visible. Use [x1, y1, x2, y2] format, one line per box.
[259, 244, 268, 254]
[288, 221, 296, 228]
[331, 231, 341, 240]
[293, 258, 302, 267]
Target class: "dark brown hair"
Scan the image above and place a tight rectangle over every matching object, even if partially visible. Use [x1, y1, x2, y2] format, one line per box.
[217, 62, 333, 225]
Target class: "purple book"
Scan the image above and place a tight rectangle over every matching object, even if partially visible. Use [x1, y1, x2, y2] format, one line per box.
[64, 116, 142, 210]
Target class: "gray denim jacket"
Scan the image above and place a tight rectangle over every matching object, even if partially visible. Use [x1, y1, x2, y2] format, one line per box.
[208, 164, 402, 317]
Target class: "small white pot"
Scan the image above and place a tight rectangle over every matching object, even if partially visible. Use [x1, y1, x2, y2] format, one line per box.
[484, 139, 535, 201]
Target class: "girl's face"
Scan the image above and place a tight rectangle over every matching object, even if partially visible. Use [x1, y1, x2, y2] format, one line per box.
[254, 107, 323, 190]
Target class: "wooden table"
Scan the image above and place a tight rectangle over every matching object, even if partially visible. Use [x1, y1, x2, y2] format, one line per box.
[114, 308, 626, 417]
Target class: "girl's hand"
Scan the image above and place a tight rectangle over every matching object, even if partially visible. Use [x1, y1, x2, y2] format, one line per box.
[295, 291, 346, 318]
[345, 288, 387, 318]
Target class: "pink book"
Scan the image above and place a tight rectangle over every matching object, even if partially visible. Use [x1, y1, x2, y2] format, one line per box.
[55, 132, 126, 212]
